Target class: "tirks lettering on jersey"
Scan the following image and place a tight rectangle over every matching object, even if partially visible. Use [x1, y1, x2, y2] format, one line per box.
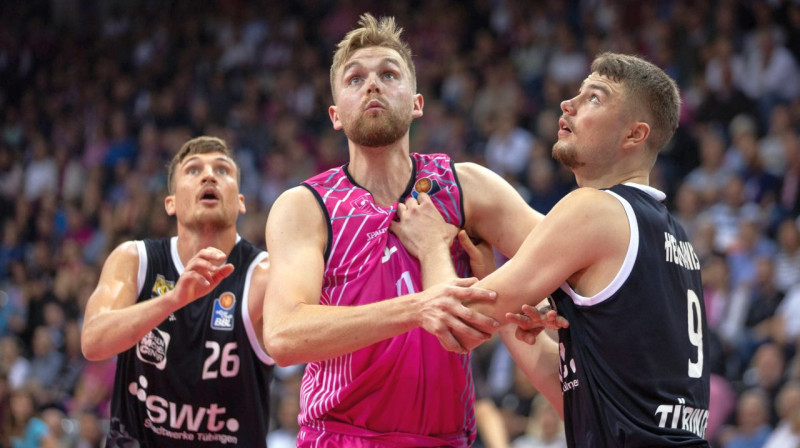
[654, 397, 709, 438]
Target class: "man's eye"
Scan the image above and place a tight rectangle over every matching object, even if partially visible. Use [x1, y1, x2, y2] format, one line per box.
[348, 76, 361, 85]
[589, 95, 600, 103]
[216, 167, 229, 175]
[383, 72, 396, 80]
[188, 168, 199, 174]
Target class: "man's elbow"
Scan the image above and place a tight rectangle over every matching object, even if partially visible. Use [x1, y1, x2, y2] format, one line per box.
[263, 328, 298, 367]
[81, 339, 109, 362]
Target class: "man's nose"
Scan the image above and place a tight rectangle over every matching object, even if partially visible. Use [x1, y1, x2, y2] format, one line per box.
[560, 99, 575, 114]
[366, 73, 381, 94]
[202, 166, 217, 181]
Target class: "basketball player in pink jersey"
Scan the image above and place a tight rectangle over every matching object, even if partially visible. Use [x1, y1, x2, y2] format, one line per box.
[263, 13, 543, 447]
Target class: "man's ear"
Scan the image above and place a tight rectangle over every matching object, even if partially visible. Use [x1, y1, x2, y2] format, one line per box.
[238, 194, 246, 214]
[412, 93, 424, 119]
[623, 121, 650, 150]
[165, 195, 176, 216]
[329, 105, 342, 130]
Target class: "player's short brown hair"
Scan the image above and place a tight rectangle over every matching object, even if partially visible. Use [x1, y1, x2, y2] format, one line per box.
[167, 136, 239, 194]
[591, 53, 681, 153]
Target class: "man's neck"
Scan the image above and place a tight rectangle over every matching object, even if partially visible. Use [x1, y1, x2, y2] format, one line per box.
[347, 143, 413, 206]
[575, 168, 650, 190]
[175, 226, 238, 266]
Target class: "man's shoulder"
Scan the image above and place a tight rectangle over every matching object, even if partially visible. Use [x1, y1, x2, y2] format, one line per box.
[302, 165, 345, 186]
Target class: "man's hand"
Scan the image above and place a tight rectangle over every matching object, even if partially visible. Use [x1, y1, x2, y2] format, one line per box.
[416, 277, 499, 354]
[390, 192, 458, 259]
[505, 302, 569, 345]
[457, 230, 496, 280]
[174, 247, 234, 305]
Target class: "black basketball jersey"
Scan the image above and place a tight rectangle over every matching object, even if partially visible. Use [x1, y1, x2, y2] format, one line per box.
[107, 237, 274, 448]
[553, 184, 710, 447]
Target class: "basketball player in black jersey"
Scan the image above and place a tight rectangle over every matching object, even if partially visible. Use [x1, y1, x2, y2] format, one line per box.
[395, 53, 710, 446]
[81, 136, 273, 447]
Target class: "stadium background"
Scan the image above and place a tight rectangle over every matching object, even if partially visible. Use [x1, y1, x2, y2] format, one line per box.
[1, 0, 799, 446]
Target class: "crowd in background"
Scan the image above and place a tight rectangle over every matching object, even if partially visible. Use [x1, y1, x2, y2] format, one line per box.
[1, 0, 800, 447]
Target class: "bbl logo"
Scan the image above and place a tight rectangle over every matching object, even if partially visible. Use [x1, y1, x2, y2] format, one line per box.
[211, 292, 236, 331]
[412, 177, 441, 198]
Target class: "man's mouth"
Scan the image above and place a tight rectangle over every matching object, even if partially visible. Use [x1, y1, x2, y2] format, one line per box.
[199, 188, 219, 202]
[558, 118, 572, 136]
[365, 99, 385, 112]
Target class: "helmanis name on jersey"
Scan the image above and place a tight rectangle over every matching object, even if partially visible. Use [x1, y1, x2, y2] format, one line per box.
[654, 397, 708, 438]
[663, 232, 700, 270]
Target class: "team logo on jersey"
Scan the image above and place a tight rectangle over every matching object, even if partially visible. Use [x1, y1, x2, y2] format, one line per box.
[151, 275, 177, 321]
[211, 292, 235, 331]
[151, 274, 175, 297]
[350, 194, 390, 215]
[137, 328, 170, 370]
[128, 375, 241, 442]
[412, 177, 441, 198]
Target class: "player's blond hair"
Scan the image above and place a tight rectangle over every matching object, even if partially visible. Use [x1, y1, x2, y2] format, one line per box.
[167, 136, 239, 194]
[330, 13, 416, 100]
[591, 53, 681, 153]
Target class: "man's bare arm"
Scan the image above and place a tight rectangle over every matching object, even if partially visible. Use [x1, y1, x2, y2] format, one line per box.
[262, 187, 498, 366]
[82, 243, 233, 360]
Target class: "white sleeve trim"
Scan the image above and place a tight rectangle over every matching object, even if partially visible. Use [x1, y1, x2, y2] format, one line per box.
[242, 251, 275, 366]
[559, 190, 639, 307]
[136, 240, 147, 296]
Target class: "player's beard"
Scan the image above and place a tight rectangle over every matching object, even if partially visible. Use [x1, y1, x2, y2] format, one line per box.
[552, 140, 584, 169]
[187, 206, 236, 232]
[344, 108, 412, 148]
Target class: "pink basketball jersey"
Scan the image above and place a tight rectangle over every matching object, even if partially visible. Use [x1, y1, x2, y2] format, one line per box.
[298, 153, 476, 447]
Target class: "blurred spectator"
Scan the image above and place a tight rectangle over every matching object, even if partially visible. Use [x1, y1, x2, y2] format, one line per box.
[41, 406, 73, 447]
[0, 335, 29, 390]
[26, 325, 64, 393]
[762, 381, 800, 448]
[484, 110, 534, 181]
[718, 388, 773, 448]
[2, 386, 57, 448]
[684, 127, 733, 206]
[726, 218, 776, 289]
[700, 175, 760, 253]
[74, 410, 104, 448]
[704, 36, 746, 95]
[743, 343, 788, 426]
[511, 394, 566, 448]
[673, 184, 704, 241]
[775, 283, 800, 347]
[758, 104, 792, 177]
[779, 133, 800, 217]
[741, 28, 800, 127]
[22, 136, 57, 202]
[266, 392, 300, 448]
[735, 257, 786, 364]
[773, 218, 800, 293]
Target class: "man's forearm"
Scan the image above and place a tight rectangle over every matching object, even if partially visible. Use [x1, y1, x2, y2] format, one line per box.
[264, 294, 422, 366]
[417, 244, 460, 289]
[82, 291, 182, 361]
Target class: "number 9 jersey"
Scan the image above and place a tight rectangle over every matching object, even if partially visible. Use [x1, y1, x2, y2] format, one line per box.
[107, 236, 274, 447]
[552, 184, 710, 447]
